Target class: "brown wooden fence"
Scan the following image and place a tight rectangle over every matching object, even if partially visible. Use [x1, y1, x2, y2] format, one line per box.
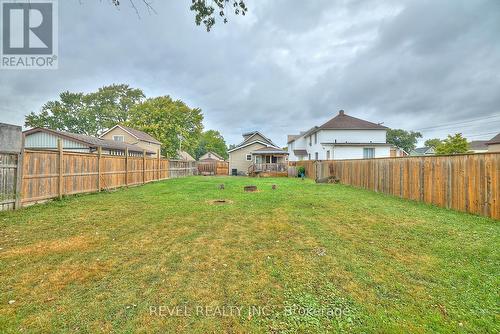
[18, 145, 195, 207]
[197, 161, 229, 176]
[291, 153, 500, 220]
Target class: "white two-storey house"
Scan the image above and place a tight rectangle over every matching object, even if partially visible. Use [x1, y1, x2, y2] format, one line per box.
[288, 110, 391, 161]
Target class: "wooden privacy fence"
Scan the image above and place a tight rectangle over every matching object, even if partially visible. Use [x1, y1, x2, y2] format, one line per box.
[292, 153, 500, 219]
[0, 153, 21, 211]
[17, 143, 196, 207]
[197, 161, 229, 176]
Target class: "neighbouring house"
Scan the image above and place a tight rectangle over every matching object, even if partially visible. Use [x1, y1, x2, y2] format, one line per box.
[410, 146, 436, 157]
[410, 147, 436, 156]
[390, 146, 409, 157]
[468, 140, 489, 153]
[287, 110, 391, 161]
[100, 125, 162, 157]
[177, 150, 196, 162]
[486, 133, 500, 152]
[228, 131, 288, 176]
[23, 127, 155, 156]
[199, 151, 225, 161]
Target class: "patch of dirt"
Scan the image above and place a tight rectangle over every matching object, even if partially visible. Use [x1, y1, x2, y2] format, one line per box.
[1, 235, 93, 258]
[207, 199, 234, 205]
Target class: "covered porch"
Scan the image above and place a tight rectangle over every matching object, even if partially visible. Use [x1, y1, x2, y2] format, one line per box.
[248, 147, 289, 177]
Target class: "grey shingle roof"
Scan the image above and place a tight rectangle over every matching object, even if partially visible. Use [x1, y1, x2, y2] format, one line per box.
[318, 110, 388, 130]
[252, 146, 288, 154]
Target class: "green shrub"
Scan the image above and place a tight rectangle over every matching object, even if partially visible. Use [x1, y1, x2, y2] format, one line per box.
[297, 166, 306, 177]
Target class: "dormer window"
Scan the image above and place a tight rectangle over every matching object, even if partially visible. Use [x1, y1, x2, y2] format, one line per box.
[113, 135, 124, 142]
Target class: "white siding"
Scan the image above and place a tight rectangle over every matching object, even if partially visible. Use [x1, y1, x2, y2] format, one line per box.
[319, 129, 386, 144]
[333, 146, 391, 160]
[288, 129, 389, 161]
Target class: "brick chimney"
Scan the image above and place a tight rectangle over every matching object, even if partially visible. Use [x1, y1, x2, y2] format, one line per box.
[339, 110, 345, 116]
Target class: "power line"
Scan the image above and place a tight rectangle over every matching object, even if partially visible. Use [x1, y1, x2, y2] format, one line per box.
[462, 131, 498, 138]
[414, 114, 500, 131]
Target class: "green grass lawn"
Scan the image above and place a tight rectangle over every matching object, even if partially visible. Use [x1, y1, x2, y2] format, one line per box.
[0, 177, 498, 333]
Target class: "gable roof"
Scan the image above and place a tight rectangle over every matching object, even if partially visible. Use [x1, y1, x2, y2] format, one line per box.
[176, 150, 196, 161]
[201, 151, 224, 160]
[411, 147, 434, 154]
[228, 131, 279, 153]
[100, 125, 161, 145]
[486, 133, 500, 145]
[287, 111, 387, 144]
[318, 110, 388, 130]
[23, 127, 155, 154]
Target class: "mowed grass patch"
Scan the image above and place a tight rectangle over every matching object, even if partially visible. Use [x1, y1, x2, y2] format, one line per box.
[0, 176, 498, 333]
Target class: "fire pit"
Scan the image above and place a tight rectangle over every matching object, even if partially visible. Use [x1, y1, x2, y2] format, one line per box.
[244, 185, 258, 192]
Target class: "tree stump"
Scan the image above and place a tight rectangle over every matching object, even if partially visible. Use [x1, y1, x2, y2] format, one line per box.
[244, 185, 258, 192]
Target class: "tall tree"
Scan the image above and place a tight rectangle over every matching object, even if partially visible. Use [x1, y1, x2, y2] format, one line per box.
[127, 96, 204, 158]
[25, 84, 144, 136]
[386, 129, 423, 153]
[194, 130, 228, 159]
[424, 138, 442, 149]
[435, 134, 469, 155]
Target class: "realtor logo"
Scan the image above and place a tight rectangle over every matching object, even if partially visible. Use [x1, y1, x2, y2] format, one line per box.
[1, 0, 58, 69]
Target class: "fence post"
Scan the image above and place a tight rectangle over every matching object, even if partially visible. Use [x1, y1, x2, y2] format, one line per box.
[157, 149, 161, 180]
[143, 149, 146, 184]
[97, 146, 102, 192]
[125, 147, 129, 187]
[58, 139, 63, 200]
[14, 135, 25, 209]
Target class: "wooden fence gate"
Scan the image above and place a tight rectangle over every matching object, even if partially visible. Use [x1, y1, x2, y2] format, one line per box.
[0, 153, 20, 211]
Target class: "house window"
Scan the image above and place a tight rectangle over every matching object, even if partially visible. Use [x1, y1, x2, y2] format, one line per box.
[314, 133, 317, 144]
[113, 135, 124, 142]
[308, 153, 311, 160]
[326, 150, 330, 160]
[315, 152, 319, 160]
[309, 136, 312, 146]
[246, 154, 252, 161]
[363, 148, 375, 159]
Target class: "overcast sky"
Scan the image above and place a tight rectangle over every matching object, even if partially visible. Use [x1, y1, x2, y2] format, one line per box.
[1, 0, 499, 147]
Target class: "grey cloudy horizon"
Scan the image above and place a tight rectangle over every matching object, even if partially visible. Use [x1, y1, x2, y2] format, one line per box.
[1, 0, 499, 147]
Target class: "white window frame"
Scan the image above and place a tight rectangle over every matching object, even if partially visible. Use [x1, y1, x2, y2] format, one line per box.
[246, 154, 252, 161]
[113, 135, 124, 142]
